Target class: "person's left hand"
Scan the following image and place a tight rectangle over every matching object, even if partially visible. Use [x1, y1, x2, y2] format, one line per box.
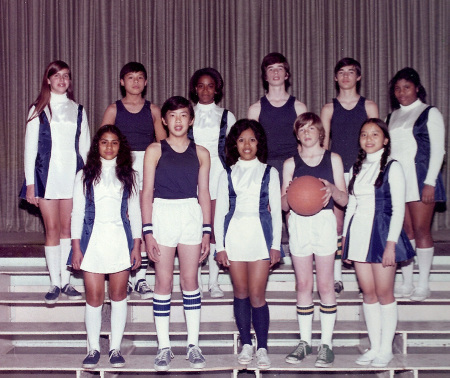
[199, 234, 210, 263]
[269, 249, 281, 268]
[421, 185, 435, 204]
[382, 241, 396, 268]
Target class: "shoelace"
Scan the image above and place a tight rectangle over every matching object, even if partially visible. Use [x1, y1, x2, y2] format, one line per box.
[87, 350, 97, 358]
[110, 350, 122, 359]
[317, 346, 327, 360]
[139, 282, 151, 291]
[156, 348, 173, 362]
[49, 286, 59, 294]
[188, 346, 203, 361]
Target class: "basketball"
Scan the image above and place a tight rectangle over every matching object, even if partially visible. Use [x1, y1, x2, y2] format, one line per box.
[287, 175, 324, 216]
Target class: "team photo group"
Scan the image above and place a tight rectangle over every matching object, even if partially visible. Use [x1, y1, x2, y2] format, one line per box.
[21, 52, 446, 372]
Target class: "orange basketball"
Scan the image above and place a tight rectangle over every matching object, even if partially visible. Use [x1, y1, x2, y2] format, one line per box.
[287, 175, 324, 216]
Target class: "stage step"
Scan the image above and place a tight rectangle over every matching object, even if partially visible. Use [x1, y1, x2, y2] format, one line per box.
[0, 352, 449, 377]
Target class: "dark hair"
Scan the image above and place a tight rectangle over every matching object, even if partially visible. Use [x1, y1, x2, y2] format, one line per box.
[389, 67, 427, 110]
[119, 62, 148, 97]
[189, 67, 224, 104]
[334, 57, 362, 93]
[348, 118, 391, 195]
[28, 60, 74, 122]
[261, 52, 291, 92]
[83, 125, 136, 198]
[225, 119, 268, 166]
[161, 96, 195, 120]
[293, 112, 325, 147]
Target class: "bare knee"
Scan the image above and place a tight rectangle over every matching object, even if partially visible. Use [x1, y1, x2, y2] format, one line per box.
[86, 291, 105, 307]
[155, 277, 173, 295]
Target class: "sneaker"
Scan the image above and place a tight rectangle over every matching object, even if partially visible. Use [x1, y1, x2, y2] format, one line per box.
[186, 344, 206, 369]
[285, 340, 312, 364]
[371, 352, 393, 367]
[126, 281, 133, 298]
[334, 281, 344, 297]
[82, 350, 100, 369]
[135, 279, 153, 299]
[410, 287, 430, 301]
[44, 286, 60, 304]
[61, 284, 82, 300]
[209, 283, 224, 298]
[237, 344, 253, 364]
[255, 348, 271, 369]
[154, 347, 173, 372]
[109, 349, 125, 368]
[394, 284, 414, 298]
[355, 349, 378, 366]
[315, 344, 334, 367]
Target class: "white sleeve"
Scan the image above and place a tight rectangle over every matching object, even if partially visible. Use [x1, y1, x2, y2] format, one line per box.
[424, 108, 446, 186]
[269, 167, 282, 250]
[225, 111, 237, 135]
[387, 161, 406, 242]
[79, 107, 91, 164]
[343, 167, 356, 236]
[128, 173, 142, 239]
[24, 107, 39, 185]
[71, 171, 86, 240]
[214, 170, 229, 252]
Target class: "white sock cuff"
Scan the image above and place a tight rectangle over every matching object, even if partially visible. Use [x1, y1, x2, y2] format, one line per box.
[409, 239, 416, 250]
[416, 246, 434, 254]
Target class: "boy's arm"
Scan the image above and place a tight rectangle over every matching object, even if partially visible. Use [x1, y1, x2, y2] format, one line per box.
[197, 145, 211, 262]
[151, 103, 166, 142]
[365, 100, 379, 118]
[247, 101, 261, 121]
[281, 157, 295, 212]
[141, 143, 161, 262]
[294, 99, 307, 116]
[329, 152, 349, 207]
[101, 104, 117, 126]
[320, 103, 333, 150]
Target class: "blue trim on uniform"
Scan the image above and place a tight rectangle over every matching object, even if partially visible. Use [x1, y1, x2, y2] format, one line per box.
[343, 161, 415, 263]
[412, 106, 446, 202]
[67, 185, 133, 265]
[19, 105, 84, 199]
[218, 109, 229, 168]
[223, 164, 284, 258]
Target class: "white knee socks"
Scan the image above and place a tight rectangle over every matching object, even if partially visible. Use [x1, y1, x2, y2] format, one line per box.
[208, 243, 220, 288]
[45, 245, 61, 288]
[153, 293, 171, 349]
[110, 298, 127, 351]
[416, 247, 434, 290]
[297, 304, 314, 345]
[400, 239, 416, 288]
[60, 238, 71, 287]
[363, 302, 381, 354]
[379, 302, 397, 356]
[85, 303, 102, 352]
[320, 303, 337, 347]
[183, 289, 201, 346]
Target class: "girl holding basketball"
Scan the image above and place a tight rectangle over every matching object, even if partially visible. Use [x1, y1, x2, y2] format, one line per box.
[343, 119, 414, 367]
[281, 112, 347, 367]
[214, 119, 282, 369]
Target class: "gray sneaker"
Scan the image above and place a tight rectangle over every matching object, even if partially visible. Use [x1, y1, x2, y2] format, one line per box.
[285, 340, 312, 364]
[44, 286, 60, 304]
[186, 344, 206, 369]
[154, 347, 173, 371]
[135, 279, 153, 299]
[315, 344, 335, 367]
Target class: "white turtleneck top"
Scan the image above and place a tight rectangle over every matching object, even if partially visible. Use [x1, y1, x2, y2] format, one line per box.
[388, 99, 445, 202]
[71, 158, 142, 274]
[193, 102, 236, 199]
[214, 158, 282, 261]
[343, 149, 406, 262]
[24, 92, 90, 199]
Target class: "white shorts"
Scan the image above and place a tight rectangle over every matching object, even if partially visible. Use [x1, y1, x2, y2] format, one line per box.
[288, 209, 337, 257]
[152, 198, 203, 247]
[132, 151, 145, 190]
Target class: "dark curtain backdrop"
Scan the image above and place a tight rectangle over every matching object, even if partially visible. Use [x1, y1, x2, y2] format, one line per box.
[1, 0, 449, 232]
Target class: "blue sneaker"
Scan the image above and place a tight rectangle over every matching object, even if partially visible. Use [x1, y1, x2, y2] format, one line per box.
[82, 350, 100, 369]
[109, 349, 125, 368]
[44, 286, 60, 304]
[154, 347, 173, 371]
[61, 284, 82, 300]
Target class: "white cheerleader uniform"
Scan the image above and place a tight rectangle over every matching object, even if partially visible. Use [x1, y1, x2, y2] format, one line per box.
[214, 158, 282, 261]
[71, 158, 142, 274]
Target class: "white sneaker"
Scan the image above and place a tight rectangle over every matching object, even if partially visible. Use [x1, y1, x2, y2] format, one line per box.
[355, 349, 378, 366]
[394, 284, 414, 298]
[237, 344, 253, 364]
[371, 352, 393, 367]
[410, 287, 430, 301]
[256, 348, 271, 369]
[209, 283, 224, 298]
